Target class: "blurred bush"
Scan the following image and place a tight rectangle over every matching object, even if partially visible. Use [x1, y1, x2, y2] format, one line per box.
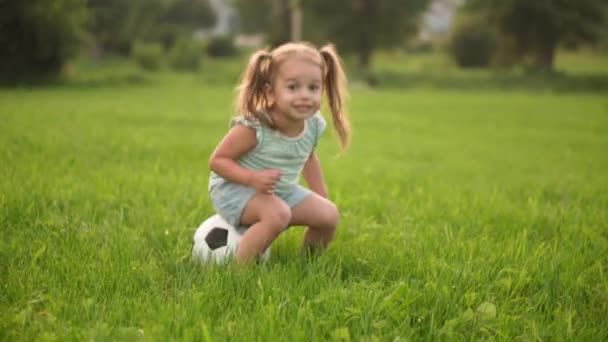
[168, 38, 202, 71]
[449, 19, 497, 68]
[206, 36, 238, 58]
[405, 39, 435, 54]
[461, 0, 607, 72]
[149, 24, 186, 52]
[0, 0, 88, 83]
[131, 42, 164, 71]
[88, 0, 215, 57]
[490, 35, 520, 70]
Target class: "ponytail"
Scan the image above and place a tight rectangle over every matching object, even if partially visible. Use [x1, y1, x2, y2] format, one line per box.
[235, 49, 275, 127]
[320, 44, 351, 150]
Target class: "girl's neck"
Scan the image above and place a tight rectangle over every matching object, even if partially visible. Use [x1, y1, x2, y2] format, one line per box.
[269, 110, 305, 137]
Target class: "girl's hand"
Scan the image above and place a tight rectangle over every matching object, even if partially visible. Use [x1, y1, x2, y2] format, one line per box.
[250, 169, 282, 194]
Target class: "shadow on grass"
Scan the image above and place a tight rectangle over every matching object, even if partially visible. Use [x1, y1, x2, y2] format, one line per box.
[372, 70, 608, 93]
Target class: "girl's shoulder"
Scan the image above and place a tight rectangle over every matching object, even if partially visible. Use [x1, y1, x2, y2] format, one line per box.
[309, 111, 327, 135]
[230, 115, 267, 144]
[230, 115, 261, 129]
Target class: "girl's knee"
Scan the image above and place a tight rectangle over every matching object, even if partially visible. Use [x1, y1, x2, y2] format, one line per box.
[262, 202, 292, 230]
[327, 202, 340, 227]
[317, 201, 339, 229]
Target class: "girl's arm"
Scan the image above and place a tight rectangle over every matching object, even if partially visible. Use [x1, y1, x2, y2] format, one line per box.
[302, 152, 328, 198]
[209, 125, 281, 194]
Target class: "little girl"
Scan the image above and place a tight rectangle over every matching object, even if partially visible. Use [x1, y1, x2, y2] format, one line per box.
[208, 41, 351, 263]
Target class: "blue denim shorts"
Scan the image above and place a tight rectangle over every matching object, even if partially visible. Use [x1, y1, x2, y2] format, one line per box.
[209, 182, 312, 229]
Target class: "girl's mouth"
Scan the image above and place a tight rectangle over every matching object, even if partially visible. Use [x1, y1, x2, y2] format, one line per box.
[294, 105, 311, 113]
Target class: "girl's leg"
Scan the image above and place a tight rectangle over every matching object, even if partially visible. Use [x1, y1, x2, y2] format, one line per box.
[237, 193, 291, 263]
[289, 193, 340, 251]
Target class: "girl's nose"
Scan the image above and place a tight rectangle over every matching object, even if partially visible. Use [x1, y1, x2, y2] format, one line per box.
[300, 89, 312, 97]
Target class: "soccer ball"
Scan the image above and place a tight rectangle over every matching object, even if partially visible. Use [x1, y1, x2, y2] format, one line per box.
[192, 214, 271, 264]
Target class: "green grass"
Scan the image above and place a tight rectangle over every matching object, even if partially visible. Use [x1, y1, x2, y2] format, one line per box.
[1, 55, 608, 340]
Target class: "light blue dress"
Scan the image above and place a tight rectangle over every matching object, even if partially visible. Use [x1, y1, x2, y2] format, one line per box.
[209, 112, 326, 227]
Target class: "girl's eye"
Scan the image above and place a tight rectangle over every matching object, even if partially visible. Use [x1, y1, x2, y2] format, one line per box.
[309, 85, 320, 91]
[288, 84, 297, 90]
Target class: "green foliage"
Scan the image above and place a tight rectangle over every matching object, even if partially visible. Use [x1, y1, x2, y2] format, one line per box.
[87, 0, 141, 55]
[1, 65, 607, 339]
[231, 0, 274, 35]
[464, 0, 608, 71]
[159, 0, 216, 25]
[131, 42, 164, 71]
[302, 0, 430, 67]
[232, 0, 431, 73]
[206, 36, 238, 58]
[168, 38, 202, 71]
[449, 19, 497, 68]
[87, 0, 216, 56]
[147, 24, 189, 52]
[231, 0, 291, 46]
[150, 0, 216, 50]
[0, 0, 88, 83]
[405, 39, 435, 54]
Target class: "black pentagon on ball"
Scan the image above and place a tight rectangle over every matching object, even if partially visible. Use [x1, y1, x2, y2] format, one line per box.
[205, 227, 229, 250]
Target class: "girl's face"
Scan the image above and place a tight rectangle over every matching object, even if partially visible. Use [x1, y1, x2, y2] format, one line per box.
[267, 56, 323, 123]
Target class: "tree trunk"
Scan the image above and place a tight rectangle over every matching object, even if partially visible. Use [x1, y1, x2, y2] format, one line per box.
[271, 0, 291, 47]
[355, 0, 376, 85]
[290, 1, 301, 42]
[358, 47, 377, 86]
[531, 26, 558, 72]
[536, 40, 556, 72]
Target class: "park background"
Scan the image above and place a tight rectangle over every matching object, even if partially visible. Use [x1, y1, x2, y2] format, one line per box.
[1, 0, 607, 340]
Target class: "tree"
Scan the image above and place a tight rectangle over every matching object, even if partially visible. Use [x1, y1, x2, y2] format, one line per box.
[302, 0, 429, 75]
[0, 0, 88, 82]
[154, 0, 216, 48]
[87, 0, 144, 55]
[465, 0, 608, 71]
[231, 0, 299, 47]
[88, 0, 216, 55]
[233, 0, 430, 81]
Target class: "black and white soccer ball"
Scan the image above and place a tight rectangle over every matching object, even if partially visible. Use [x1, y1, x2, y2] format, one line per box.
[192, 214, 270, 264]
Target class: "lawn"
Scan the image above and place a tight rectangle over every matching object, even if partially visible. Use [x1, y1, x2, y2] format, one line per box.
[1, 55, 607, 340]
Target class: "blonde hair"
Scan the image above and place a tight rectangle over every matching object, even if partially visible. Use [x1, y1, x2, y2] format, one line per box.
[235, 41, 351, 149]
